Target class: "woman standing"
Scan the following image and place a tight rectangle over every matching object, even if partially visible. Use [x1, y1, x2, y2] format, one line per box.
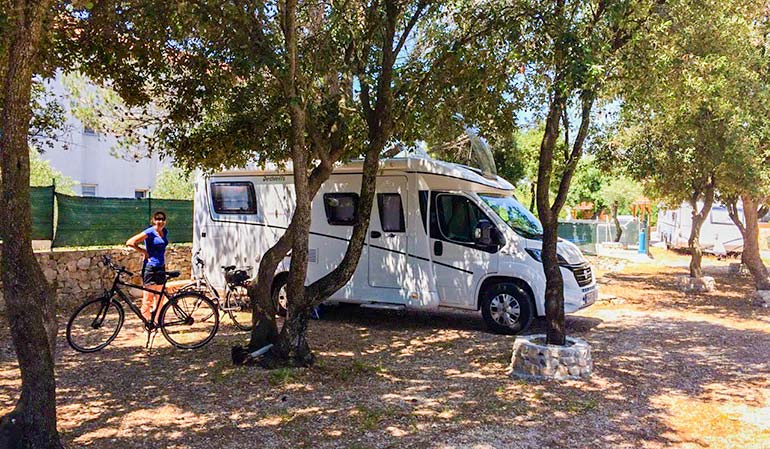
[126, 210, 169, 320]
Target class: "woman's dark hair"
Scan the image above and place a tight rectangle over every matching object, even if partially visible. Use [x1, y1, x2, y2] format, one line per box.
[152, 210, 167, 220]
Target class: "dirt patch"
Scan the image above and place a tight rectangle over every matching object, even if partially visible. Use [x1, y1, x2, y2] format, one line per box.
[1, 250, 768, 448]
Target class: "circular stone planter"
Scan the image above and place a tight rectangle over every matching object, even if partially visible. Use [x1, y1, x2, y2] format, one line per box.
[508, 335, 592, 381]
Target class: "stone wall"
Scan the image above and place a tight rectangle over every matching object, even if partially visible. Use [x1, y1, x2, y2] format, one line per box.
[0, 245, 191, 313]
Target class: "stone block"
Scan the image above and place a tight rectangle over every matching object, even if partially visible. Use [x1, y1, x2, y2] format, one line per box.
[76, 257, 91, 270]
[676, 275, 716, 293]
[729, 263, 749, 276]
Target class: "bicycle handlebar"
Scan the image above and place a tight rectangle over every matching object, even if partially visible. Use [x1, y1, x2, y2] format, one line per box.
[102, 255, 134, 277]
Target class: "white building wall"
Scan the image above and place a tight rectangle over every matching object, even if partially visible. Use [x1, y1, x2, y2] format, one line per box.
[39, 74, 170, 198]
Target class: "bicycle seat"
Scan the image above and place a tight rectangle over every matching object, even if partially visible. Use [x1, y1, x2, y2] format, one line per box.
[164, 271, 181, 279]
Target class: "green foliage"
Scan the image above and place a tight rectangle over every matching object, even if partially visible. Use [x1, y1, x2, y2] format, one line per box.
[268, 368, 298, 386]
[29, 147, 76, 194]
[612, 0, 769, 206]
[599, 176, 643, 214]
[566, 156, 608, 213]
[153, 166, 193, 200]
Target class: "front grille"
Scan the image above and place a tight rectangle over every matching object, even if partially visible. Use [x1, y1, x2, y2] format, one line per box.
[567, 264, 593, 287]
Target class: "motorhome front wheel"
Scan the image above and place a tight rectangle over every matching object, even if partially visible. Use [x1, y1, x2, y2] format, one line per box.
[480, 283, 534, 335]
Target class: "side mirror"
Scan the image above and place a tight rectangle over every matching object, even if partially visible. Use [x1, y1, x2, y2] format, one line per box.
[474, 220, 503, 247]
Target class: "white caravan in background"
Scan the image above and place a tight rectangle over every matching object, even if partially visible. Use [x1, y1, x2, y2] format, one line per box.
[193, 155, 597, 334]
[657, 203, 744, 255]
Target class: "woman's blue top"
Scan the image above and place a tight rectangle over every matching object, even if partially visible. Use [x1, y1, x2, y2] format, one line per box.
[144, 227, 169, 267]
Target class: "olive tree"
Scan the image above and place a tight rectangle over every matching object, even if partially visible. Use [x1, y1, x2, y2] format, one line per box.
[77, 0, 462, 366]
[616, 0, 767, 279]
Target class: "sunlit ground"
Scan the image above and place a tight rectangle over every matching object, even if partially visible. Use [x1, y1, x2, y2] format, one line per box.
[1, 249, 768, 449]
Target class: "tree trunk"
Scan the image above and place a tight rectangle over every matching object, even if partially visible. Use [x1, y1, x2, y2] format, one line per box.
[536, 93, 566, 346]
[687, 181, 715, 278]
[728, 195, 770, 290]
[541, 218, 566, 344]
[529, 181, 536, 212]
[611, 203, 622, 242]
[0, 1, 62, 447]
[536, 87, 594, 346]
[250, 0, 407, 367]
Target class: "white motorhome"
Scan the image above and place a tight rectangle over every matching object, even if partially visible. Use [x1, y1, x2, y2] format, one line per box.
[657, 203, 744, 255]
[193, 155, 597, 334]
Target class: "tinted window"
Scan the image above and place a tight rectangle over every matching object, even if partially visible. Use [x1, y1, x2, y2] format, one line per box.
[378, 193, 405, 232]
[324, 193, 359, 225]
[211, 182, 257, 214]
[436, 194, 484, 243]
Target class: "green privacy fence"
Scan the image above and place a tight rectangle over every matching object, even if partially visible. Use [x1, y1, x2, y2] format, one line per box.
[52, 194, 193, 247]
[3, 186, 59, 240]
[558, 219, 640, 255]
[0, 186, 54, 240]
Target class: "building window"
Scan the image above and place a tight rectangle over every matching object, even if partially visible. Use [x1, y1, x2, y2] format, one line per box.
[323, 193, 359, 225]
[83, 126, 97, 136]
[377, 193, 405, 232]
[211, 182, 257, 214]
[135, 190, 148, 199]
[81, 184, 97, 197]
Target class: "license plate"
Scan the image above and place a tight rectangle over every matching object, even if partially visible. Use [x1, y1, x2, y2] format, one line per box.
[582, 288, 598, 306]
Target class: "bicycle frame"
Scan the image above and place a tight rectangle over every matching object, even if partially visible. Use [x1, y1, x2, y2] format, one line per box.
[106, 270, 174, 330]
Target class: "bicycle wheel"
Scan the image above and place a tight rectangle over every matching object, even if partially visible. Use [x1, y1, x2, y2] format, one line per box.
[159, 291, 219, 349]
[66, 297, 124, 353]
[175, 281, 218, 322]
[226, 286, 254, 331]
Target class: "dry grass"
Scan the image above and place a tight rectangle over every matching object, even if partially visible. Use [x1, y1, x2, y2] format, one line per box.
[0, 250, 768, 448]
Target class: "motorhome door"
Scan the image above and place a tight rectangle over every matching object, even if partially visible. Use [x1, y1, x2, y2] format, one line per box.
[368, 176, 408, 289]
[429, 192, 498, 308]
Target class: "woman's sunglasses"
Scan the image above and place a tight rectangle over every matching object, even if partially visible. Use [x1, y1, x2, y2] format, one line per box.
[154, 217, 166, 221]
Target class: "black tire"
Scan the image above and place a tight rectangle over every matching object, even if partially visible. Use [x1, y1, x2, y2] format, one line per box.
[159, 292, 219, 349]
[271, 273, 289, 316]
[66, 297, 124, 353]
[480, 282, 534, 335]
[176, 281, 219, 322]
[226, 286, 254, 331]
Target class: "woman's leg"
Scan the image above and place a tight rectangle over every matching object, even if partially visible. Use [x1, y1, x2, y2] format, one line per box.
[141, 285, 162, 321]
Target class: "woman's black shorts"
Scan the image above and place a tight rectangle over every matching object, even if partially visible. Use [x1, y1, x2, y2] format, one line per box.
[143, 264, 166, 286]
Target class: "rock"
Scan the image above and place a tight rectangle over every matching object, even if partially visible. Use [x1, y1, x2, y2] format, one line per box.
[755, 290, 770, 308]
[676, 275, 716, 293]
[728, 263, 749, 276]
[76, 257, 91, 270]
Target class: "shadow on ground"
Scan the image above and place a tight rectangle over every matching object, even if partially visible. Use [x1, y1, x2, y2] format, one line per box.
[0, 265, 767, 449]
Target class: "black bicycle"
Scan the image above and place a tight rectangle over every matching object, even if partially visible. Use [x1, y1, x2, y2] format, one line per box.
[66, 256, 219, 352]
[178, 249, 254, 331]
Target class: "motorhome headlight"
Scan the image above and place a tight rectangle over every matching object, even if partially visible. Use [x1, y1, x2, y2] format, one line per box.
[525, 248, 568, 265]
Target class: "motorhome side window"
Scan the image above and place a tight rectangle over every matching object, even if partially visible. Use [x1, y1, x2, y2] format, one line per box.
[435, 194, 485, 243]
[324, 193, 359, 225]
[211, 182, 257, 214]
[377, 193, 405, 232]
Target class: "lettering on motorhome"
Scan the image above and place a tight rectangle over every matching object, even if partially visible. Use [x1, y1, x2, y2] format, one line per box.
[263, 176, 286, 182]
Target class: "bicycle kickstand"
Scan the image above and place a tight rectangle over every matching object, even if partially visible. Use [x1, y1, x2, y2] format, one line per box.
[146, 328, 158, 350]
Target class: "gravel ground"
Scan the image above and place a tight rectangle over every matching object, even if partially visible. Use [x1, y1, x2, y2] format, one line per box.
[1, 250, 768, 449]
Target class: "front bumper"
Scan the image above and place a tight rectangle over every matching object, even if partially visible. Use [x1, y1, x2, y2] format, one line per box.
[564, 284, 598, 313]
[561, 264, 598, 313]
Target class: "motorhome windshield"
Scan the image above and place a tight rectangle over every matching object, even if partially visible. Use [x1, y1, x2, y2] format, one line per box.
[479, 194, 543, 239]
